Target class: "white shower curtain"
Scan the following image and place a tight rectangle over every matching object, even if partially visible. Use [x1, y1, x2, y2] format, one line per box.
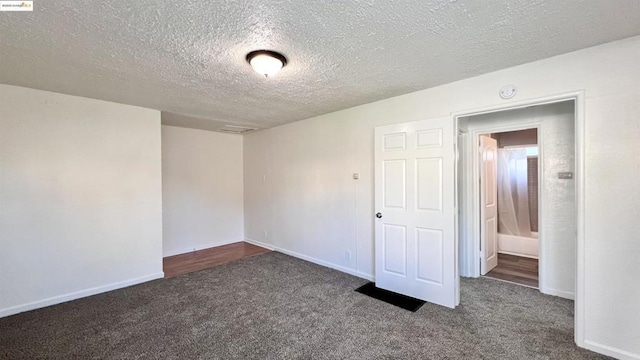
[497, 148, 532, 237]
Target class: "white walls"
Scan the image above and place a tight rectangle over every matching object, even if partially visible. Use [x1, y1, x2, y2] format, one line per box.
[0, 85, 163, 317]
[244, 35, 640, 358]
[162, 126, 244, 257]
[460, 102, 575, 299]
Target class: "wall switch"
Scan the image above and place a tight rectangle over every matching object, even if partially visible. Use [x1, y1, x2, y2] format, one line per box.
[263, 231, 268, 238]
[344, 250, 352, 261]
[353, 173, 359, 180]
[262, 174, 266, 182]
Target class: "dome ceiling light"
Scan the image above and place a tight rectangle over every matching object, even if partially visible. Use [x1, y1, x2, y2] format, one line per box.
[246, 50, 287, 78]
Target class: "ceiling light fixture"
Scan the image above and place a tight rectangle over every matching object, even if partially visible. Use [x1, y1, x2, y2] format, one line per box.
[246, 50, 287, 78]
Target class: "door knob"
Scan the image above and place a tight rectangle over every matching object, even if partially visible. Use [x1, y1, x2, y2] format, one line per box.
[376, 212, 382, 219]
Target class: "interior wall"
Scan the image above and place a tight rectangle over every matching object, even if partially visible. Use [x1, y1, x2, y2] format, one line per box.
[461, 102, 574, 298]
[495, 128, 538, 148]
[0, 84, 163, 317]
[244, 36, 640, 358]
[162, 126, 244, 257]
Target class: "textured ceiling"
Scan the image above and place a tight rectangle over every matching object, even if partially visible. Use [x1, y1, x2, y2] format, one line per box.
[1, 1, 640, 131]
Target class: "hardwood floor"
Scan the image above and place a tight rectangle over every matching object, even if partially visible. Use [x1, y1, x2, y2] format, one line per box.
[163, 242, 271, 278]
[485, 253, 539, 288]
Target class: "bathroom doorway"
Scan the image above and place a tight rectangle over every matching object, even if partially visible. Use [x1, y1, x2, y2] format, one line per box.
[480, 129, 539, 288]
[458, 100, 577, 299]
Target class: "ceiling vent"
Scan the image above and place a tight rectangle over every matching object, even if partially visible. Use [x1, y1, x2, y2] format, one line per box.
[216, 124, 257, 134]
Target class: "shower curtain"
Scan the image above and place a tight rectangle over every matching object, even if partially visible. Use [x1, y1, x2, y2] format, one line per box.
[497, 148, 532, 237]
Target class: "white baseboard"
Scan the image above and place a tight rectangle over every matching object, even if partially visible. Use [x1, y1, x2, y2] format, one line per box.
[244, 238, 374, 282]
[163, 239, 242, 257]
[497, 250, 539, 259]
[540, 286, 575, 300]
[243, 237, 275, 251]
[0, 272, 164, 318]
[583, 340, 640, 360]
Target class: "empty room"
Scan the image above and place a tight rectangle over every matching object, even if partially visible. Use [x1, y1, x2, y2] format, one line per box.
[1, 1, 639, 359]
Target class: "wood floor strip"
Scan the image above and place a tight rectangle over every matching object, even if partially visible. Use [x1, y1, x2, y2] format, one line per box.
[485, 253, 539, 288]
[163, 242, 271, 278]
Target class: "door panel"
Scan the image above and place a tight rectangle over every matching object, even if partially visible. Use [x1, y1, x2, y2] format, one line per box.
[480, 135, 498, 275]
[383, 224, 407, 275]
[383, 132, 407, 150]
[416, 129, 442, 148]
[383, 160, 406, 209]
[374, 117, 456, 308]
[416, 228, 443, 284]
[416, 158, 442, 211]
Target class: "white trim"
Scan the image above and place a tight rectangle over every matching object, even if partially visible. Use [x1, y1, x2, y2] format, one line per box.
[469, 122, 543, 280]
[541, 287, 575, 300]
[162, 239, 242, 257]
[573, 93, 586, 349]
[450, 91, 584, 120]
[497, 251, 538, 260]
[583, 340, 640, 360]
[503, 144, 537, 148]
[453, 90, 586, 350]
[482, 275, 538, 290]
[244, 238, 374, 282]
[0, 272, 164, 318]
[243, 237, 276, 251]
[454, 119, 461, 306]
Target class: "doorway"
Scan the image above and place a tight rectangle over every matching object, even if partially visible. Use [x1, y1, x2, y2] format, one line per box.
[480, 129, 540, 288]
[371, 92, 585, 344]
[458, 100, 577, 300]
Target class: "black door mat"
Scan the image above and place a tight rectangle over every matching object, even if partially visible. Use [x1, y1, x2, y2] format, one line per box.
[355, 282, 425, 312]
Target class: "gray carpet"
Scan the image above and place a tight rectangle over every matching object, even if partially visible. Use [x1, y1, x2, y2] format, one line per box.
[0, 252, 607, 359]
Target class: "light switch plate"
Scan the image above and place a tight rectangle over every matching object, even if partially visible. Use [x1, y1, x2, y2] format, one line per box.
[558, 172, 574, 179]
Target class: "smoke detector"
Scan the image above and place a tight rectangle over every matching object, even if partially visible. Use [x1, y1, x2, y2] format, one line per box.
[499, 84, 518, 99]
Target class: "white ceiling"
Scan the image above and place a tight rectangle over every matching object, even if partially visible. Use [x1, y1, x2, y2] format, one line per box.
[1, 1, 640, 131]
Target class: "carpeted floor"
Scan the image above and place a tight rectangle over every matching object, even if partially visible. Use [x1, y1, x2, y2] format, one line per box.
[0, 252, 607, 359]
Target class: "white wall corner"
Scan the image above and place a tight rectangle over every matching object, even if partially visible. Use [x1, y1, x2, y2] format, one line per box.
[243, 237, 276, 251]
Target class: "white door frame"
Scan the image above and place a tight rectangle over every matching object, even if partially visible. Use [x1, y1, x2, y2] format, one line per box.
[452, 91, 586, 347]
[468, 122, 543, 280]
[478, 129, 536, 276]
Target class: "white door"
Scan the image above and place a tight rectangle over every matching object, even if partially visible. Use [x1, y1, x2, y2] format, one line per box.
[374, 117, 457, 308]
[480, 135, 498, 275]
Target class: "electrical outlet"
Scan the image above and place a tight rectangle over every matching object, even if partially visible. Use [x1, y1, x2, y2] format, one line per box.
[344, 250, 351, 261]
[263, 231, 268, 239]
